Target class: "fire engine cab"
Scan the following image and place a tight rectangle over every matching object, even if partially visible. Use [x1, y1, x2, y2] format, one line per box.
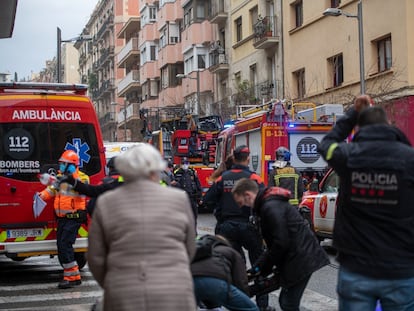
[151, 114, 223, 194]
[215, 101, 343, 185]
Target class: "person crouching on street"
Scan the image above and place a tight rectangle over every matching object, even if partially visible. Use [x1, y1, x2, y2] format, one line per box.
[232, 178, 329, 311]
[191, 234, 258, 311]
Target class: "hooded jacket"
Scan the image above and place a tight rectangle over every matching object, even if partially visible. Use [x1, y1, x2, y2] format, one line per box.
[253, 187, 329, 288]
[318, 108, 414, 279]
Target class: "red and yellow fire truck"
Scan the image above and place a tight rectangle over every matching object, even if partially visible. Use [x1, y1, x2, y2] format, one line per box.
[0, 83, 106, 267]
[151, 114, 223, 194]
[215, 101, 343, 185]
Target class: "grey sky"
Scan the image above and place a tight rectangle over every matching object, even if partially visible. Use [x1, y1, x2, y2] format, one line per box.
[0, 0, 98, 80]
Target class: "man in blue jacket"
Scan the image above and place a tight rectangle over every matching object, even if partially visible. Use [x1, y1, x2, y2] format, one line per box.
[318, 95, 414, 311]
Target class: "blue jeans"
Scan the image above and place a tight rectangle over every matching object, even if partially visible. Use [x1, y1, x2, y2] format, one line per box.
[215, 221, 269, 309]
[337, 266, 414, 311]
[194, 276, 259, 311]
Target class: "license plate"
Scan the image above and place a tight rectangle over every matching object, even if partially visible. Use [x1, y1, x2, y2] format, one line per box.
[7, 228, 44, 238]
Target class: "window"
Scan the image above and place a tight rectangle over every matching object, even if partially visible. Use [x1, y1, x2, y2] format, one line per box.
[235, 17, 242, 42]
[294, 1, 303, 28]
[250, 6, 258, 33]
[330, 0, 341, 8]
[377, 36, 392, 72]
[328, 54, 343, 88]
[185, 56, 193, 73]
[141, 47, 147, 65]
[150, 46, 156, 61]
[293, 68, 305, 99]
[198, 54, 206, 69]
[170, 36, 179, 44]
[196, 2, 206, 19]
[149, 7, 157, 21]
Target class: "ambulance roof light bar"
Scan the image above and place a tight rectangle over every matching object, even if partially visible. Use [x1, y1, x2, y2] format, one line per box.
[0, 82, 88, 95]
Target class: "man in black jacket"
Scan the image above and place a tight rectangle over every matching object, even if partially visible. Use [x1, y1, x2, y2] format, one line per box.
[318, 95, 414, 311]
[232, 178, 329, 311]
[203, 145, 272, 311]
[191, 234, 258, 311]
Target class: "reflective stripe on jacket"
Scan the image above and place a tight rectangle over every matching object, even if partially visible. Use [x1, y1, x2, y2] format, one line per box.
[39, 170, 90, 217]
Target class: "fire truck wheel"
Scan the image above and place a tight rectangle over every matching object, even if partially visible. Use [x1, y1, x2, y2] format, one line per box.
[75, 252, 87, 270]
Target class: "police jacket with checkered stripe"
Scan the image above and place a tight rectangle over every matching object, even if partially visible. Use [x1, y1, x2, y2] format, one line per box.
[318, 107, 414, 279]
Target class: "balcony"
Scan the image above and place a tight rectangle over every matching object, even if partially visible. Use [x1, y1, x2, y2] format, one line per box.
[232, 79, 279, 105]
[79, 52, 87, 66]
[118, 37, 140, 68]
[99, 46, 115, 68]
[95, 78, 116, 100]
[209, 51, 229, 74]
[209, 0, 227, 24]
[97, 16, 114, 40]
[99, 112, 117, 130]
[118, 70, 141, 97]
[253, 16, 279, 49]
[118, 102, 142, 135]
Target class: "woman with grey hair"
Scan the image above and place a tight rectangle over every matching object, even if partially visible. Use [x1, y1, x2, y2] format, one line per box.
[87, 143, 196, 311]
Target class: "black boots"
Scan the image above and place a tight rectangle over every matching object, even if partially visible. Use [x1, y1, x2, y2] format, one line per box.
[58, 279, 82, 289]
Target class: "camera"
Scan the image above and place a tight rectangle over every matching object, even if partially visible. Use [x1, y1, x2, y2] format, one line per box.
[248, 269, 281, 297]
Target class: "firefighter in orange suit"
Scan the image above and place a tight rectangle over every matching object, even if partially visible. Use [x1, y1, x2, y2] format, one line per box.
[38, 150, 90, 289]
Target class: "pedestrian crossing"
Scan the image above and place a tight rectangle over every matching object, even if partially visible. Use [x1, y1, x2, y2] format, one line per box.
[0, 270, 338, 311]
[0, 246, 338, 311]
[0, 258, 102, 311]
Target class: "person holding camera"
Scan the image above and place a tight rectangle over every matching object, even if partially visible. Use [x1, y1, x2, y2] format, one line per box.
[38, 150, 90, 289]
[232, 178, 329, 311]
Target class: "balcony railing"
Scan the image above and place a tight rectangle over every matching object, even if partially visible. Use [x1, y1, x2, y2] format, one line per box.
[97, 16, 114, 40]
[99, 46, 115, 68]
[99, 112, 117, 129]
[253, 16, 279, 49]
[118, 37, 139, 66]
[118, 69, 140, 96]
[209, 0, 227, 24]
[232, 80, 279, 105]
[209, 48, 229, 74]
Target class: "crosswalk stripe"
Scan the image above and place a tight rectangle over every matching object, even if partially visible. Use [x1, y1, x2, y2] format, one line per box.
[267, 288, 337, 311]
[0, 290, 102, 304]
[0, 280, 100, 292]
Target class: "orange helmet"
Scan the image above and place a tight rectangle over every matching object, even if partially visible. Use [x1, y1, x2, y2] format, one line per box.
[59, 150, 79, 166]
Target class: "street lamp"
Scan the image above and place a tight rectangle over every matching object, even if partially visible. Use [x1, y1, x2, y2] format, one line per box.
[57, 27, 92, 83]
[323, 0, 365, 94]
[176, 70, 201, 116]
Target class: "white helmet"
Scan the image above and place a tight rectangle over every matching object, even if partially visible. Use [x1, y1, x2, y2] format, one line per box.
[115, 143, 167, 180]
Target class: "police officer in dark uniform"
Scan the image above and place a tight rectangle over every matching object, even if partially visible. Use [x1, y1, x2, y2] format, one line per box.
[173, 157, 202, 223]
[203, 145, 274, 311]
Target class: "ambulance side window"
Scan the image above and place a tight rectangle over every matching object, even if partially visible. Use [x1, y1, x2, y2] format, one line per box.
[0, 122, 102, 181]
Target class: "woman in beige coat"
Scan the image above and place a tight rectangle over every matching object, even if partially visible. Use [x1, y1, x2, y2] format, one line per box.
[88, 143, 196, 311]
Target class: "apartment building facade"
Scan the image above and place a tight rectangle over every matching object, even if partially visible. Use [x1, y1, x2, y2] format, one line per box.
[283, 0, 414, 108]
[76, 0, 139, 142]
[74, 0, 413, 142]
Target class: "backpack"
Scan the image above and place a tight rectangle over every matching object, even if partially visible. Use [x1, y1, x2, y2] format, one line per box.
[192, 234, 227, 263]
